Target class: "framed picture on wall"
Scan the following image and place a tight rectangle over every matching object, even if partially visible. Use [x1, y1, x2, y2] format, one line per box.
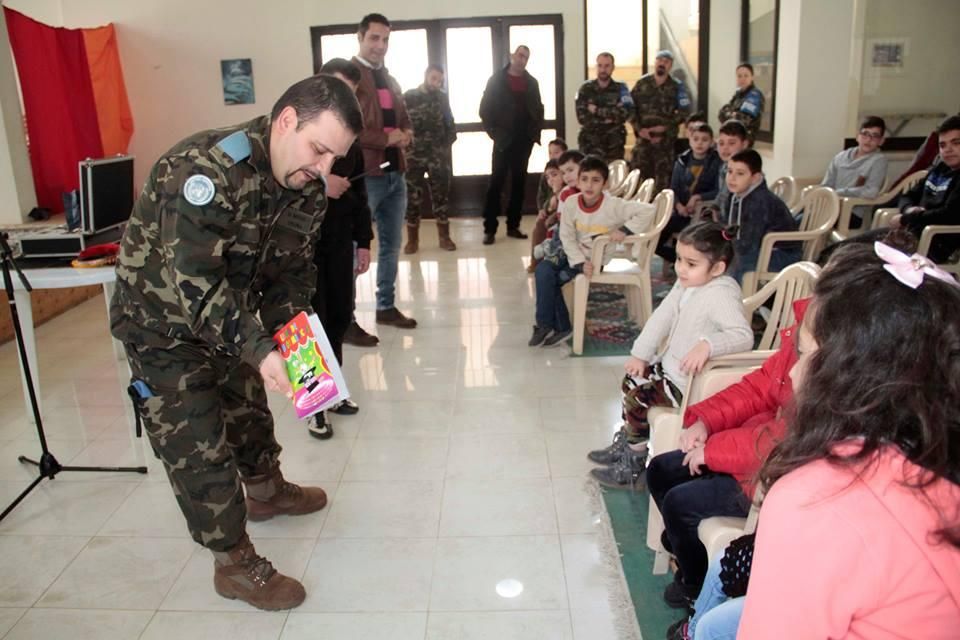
[221, 58, 255, 105]
[867, 38, 907, 73]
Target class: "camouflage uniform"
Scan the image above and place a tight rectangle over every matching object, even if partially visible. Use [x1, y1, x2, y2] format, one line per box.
[629, 74, 692, 192]
[111, 115, 327, 552]
[575, 78, 633, 162]
[403, 85, 457, 225]
[718, 84, 765, 141]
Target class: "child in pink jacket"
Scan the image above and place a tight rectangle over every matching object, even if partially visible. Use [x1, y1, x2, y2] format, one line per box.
[739, 241, 960, 639]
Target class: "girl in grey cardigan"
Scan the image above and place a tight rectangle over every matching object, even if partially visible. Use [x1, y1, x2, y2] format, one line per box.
[589, 222, 754, 487]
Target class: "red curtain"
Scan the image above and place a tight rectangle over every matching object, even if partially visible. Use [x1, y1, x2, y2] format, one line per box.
[5, 8, 104, 211]
[83, 25, 134, 156]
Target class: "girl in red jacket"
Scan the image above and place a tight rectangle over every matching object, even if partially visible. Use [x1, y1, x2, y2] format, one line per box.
[647, 297, 808, 608]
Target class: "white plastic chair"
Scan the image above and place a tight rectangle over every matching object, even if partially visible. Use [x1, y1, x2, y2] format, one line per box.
[633, 177, 656, 204]
[769, 176, 799, 210]
[610, 168, 641, 198]
[831, 170, 927, 243]
[606, 159, 628, 193]
[741, 187, 839, 296]
[566, 189, 675, 355]
[918, 226, 960, 277]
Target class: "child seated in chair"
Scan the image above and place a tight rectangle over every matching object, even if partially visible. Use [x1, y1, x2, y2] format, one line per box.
[529, 155, 654, 348]
[738, 240, 960, 639]
[528, 159, 565, 272]
[820, 115, 888, 228]
[589, 222, 753, 488]
[701, 120, 751, 222]
[657, 124, 723, 263]
[529, 150, 584, 272]
[722, 149, 800, 283]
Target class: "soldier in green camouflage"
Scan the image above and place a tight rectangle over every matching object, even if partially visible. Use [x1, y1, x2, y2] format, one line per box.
[403, 64, 458, 253]
[629, 50, 692, 192]
[110, 75, 362, 611]
[575, 52, 633, 163]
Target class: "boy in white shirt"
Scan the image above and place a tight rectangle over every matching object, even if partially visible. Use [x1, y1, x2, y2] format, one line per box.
[529, 156, 655, 347]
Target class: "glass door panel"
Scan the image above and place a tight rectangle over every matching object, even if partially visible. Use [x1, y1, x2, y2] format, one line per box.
[508, 24, 557, 121]
[445, 26, 493, 124]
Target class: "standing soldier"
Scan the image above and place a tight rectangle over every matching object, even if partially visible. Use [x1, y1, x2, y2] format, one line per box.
[403, 64, 458, 253]
[629, 50, 692, 191]
[110, 75, 362, 610]
[575, 52, 634, 163]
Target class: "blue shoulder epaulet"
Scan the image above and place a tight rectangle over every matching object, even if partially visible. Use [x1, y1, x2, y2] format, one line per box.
[213, 131, 252, 167]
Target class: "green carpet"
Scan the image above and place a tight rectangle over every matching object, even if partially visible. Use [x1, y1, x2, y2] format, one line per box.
[601, 486, 680, 638]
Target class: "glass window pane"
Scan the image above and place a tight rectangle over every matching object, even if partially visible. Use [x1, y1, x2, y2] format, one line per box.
[527, 129, 557, 173]
[384, 29, 429, 93]
[509, 25, 557, 121]
[320, 33, 359, 64]
[649, 0, 699, 107]
[452, 131, 492, 176]
[321, 30, 427, 94]
[446, 27, 493, 123]
[748, 0, 777, 134]
[586, 1, 645, 90]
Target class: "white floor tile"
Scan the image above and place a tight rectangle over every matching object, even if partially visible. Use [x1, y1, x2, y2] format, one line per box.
[552, 477, 606, 535]
[140, 611, 287, 639]
[281, 612, 427, 640]
[321, 480, 442, 538]
[446, 434, 549, 480]
[357, 399, 453, 438]
[0, 480, 139, 535]
[0, 535, 89, 606]
[3, 608, 153, 640]
[342, 437, 448, 481]
[300, 538, 435, 612]
[37, 536, 195, 610]
[439, 478, 557, 537]
[426, 611, 573, 640]
[430, 536, 567, 611]
[546, 431, 618, 478]
[0, 608, 26, 637]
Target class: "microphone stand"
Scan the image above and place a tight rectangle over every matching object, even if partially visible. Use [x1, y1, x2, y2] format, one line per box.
[0, 231, 147, 524]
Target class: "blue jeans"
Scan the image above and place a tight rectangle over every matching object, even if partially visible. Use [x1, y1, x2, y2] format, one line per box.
[689, 553, 744, 639]
[365, 173, 407, 310]
[534, 257, 580, 332]
[731, 245, 802, 284]
[647, 450, 751, 587]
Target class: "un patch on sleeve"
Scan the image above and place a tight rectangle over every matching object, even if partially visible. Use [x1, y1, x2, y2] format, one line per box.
[183, 175, 216, 206]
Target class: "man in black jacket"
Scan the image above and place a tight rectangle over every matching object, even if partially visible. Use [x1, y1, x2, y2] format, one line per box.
[479, 45, 545, 245]
[310, 59, 375, 440]
[890, 115, 960, 264]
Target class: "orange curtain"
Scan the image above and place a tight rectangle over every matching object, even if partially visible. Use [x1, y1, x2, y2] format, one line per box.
[82, 24, 134, 156]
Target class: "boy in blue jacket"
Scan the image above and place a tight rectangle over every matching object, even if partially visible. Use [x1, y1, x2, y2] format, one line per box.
[721, 149, 799, 282]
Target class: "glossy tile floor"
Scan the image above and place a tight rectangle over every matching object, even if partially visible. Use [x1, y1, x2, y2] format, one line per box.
[0, 219, 638, 639]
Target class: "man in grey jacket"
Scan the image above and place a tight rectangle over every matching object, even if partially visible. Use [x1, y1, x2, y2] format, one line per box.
[820, 116, 888, 227]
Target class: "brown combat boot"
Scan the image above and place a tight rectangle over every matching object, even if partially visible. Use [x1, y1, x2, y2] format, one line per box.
[243, 467, 327, 522]
[213, 534, 306, 610]
[437, 222, 457, 251]
[404, 224, 419, 254]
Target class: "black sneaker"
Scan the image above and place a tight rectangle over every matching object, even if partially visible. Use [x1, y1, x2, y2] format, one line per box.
[528, 326, 552, 347]
[663, 577, 699, 610]
[483, 233, 495, 245]
[506, 227, 528, 239]
[542, 328, 572, 347]
[308, 412, 334, 440]
[590, 447, 647, 489]
[330, 399, 359, 415]
[587, 427, 629, 464]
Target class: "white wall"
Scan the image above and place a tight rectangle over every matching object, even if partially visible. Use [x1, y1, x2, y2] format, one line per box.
[858, 0, 960, 137]
[0, 8, 37, 225]
[707, 0, 741, 131]
[3, 0, 584, 191]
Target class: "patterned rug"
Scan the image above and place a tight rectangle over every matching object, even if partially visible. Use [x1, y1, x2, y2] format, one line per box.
[575, 257, 675, 357]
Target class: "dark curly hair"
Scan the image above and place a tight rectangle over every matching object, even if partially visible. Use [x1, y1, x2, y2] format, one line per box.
[758, 241, 960, 547]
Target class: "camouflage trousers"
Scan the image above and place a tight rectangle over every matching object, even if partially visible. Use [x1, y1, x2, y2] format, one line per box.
[125, 342, 281, 552]
[630, 137, 676, 193]
[405, 160, 452, 226]
[578, 130, 626, 164]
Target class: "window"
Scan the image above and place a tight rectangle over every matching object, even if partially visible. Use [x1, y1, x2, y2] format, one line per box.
[741, 0, 779, 142]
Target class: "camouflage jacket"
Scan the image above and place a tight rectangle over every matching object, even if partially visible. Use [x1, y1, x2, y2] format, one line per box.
[718, 84, 765, 139]
[110, 115, 327, 368]
[403, 85, 457, 159]
[629, 73, 692, 138]
[575, 78, 633, 133]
